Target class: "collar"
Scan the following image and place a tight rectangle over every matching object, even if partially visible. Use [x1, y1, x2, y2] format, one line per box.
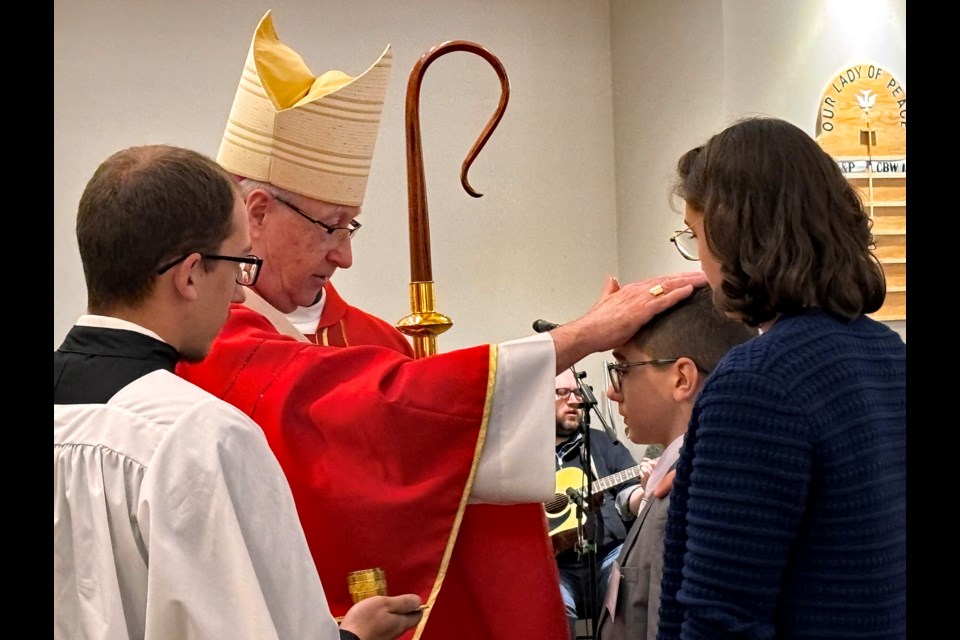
[285, 286, 328, 334]
[77, 314, 166, 343]
[555, 429, 584, 462]
[242, 289, 310, 342]
[645, 434, 683, 498]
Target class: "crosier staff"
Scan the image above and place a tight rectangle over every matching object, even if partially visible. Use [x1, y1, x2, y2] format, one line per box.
[396, 41, 510, 358]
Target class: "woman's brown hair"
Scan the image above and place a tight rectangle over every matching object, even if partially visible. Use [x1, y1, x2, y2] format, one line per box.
[674, 117, 886, 326]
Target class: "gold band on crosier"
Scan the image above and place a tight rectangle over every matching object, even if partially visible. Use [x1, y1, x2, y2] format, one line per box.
[649, 284, 665, 297]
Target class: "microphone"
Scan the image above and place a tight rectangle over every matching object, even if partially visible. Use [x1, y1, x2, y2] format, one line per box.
[532, 319, 559, 333]
[565, 487, 586, 509]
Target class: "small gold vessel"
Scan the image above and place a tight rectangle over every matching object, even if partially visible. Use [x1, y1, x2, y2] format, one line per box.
[347, 567, 388, 603]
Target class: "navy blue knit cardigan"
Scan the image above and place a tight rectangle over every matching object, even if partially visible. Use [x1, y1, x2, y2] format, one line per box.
[657, 309, 906, 639]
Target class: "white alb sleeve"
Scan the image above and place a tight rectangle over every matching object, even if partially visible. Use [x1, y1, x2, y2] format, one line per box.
[469, 333, 556, 504]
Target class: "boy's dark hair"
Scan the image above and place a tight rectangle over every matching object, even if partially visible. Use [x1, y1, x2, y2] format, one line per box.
[630, 287, 757, 373]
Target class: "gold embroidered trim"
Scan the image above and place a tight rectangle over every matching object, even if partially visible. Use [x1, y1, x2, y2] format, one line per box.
[412, 344, 496, 639]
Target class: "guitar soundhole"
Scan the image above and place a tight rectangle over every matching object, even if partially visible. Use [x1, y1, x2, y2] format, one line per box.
[544, 493, 569, 514]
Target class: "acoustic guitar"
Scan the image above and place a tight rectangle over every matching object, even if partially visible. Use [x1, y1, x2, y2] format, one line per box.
[544, 464, 643, 539]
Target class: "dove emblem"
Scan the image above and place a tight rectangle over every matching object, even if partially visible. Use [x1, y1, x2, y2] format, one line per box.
[856, 89, 877, 110]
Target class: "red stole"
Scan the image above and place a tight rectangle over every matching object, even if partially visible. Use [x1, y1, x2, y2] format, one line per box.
[311, 281, 414, 357]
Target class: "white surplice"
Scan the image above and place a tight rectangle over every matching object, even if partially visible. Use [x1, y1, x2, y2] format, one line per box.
[54, 368, 338, 640]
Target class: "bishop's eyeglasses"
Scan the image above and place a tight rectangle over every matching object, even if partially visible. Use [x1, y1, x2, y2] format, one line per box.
[272, 193, 362, 243]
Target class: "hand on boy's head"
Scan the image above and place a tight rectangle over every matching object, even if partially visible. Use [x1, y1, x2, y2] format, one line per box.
[595, 271, 708, 332]
[551, 271, 708, 372]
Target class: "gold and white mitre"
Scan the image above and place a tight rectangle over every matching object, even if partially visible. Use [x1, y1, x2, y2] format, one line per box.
[218, 10, 392, 206]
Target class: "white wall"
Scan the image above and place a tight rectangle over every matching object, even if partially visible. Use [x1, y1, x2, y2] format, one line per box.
[54, 0, 906, 458]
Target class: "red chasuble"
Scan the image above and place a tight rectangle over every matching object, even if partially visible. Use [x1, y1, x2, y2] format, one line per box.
[178, 305, 568, 640]
[312, 281, 414, 356]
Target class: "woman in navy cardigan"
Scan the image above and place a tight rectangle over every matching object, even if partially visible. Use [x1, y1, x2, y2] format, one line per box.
[655, 116, 906, 640]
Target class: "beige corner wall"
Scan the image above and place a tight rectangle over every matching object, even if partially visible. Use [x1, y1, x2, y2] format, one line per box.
[610, 0, 906, 343]
[54, 0, 906, 457]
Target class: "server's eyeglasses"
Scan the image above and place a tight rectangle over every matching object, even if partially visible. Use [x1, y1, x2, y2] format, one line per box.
[156, 253, 263, 286]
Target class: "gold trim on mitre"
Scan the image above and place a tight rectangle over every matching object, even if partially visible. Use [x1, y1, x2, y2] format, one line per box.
[218, 11, 392, 206]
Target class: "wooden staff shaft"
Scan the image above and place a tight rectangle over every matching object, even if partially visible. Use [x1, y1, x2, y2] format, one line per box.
[397, 41, 510, 357]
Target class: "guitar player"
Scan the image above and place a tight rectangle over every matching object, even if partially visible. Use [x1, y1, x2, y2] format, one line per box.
[553, 367, 650, 639]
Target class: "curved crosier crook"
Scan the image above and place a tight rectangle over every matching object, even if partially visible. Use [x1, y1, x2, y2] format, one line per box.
[397, 41, 510, 359]
[405, 40, 510, 283]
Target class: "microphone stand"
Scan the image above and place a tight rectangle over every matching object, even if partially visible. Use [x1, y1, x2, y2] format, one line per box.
[583, 382, 619, 445]
[572, 369, 599, 637]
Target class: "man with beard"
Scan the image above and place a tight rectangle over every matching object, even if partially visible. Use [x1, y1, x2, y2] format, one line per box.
[551, 367, 649, 638]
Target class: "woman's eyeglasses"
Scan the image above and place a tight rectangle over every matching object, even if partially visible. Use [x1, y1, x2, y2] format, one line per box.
[669, 219, 703, 261]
